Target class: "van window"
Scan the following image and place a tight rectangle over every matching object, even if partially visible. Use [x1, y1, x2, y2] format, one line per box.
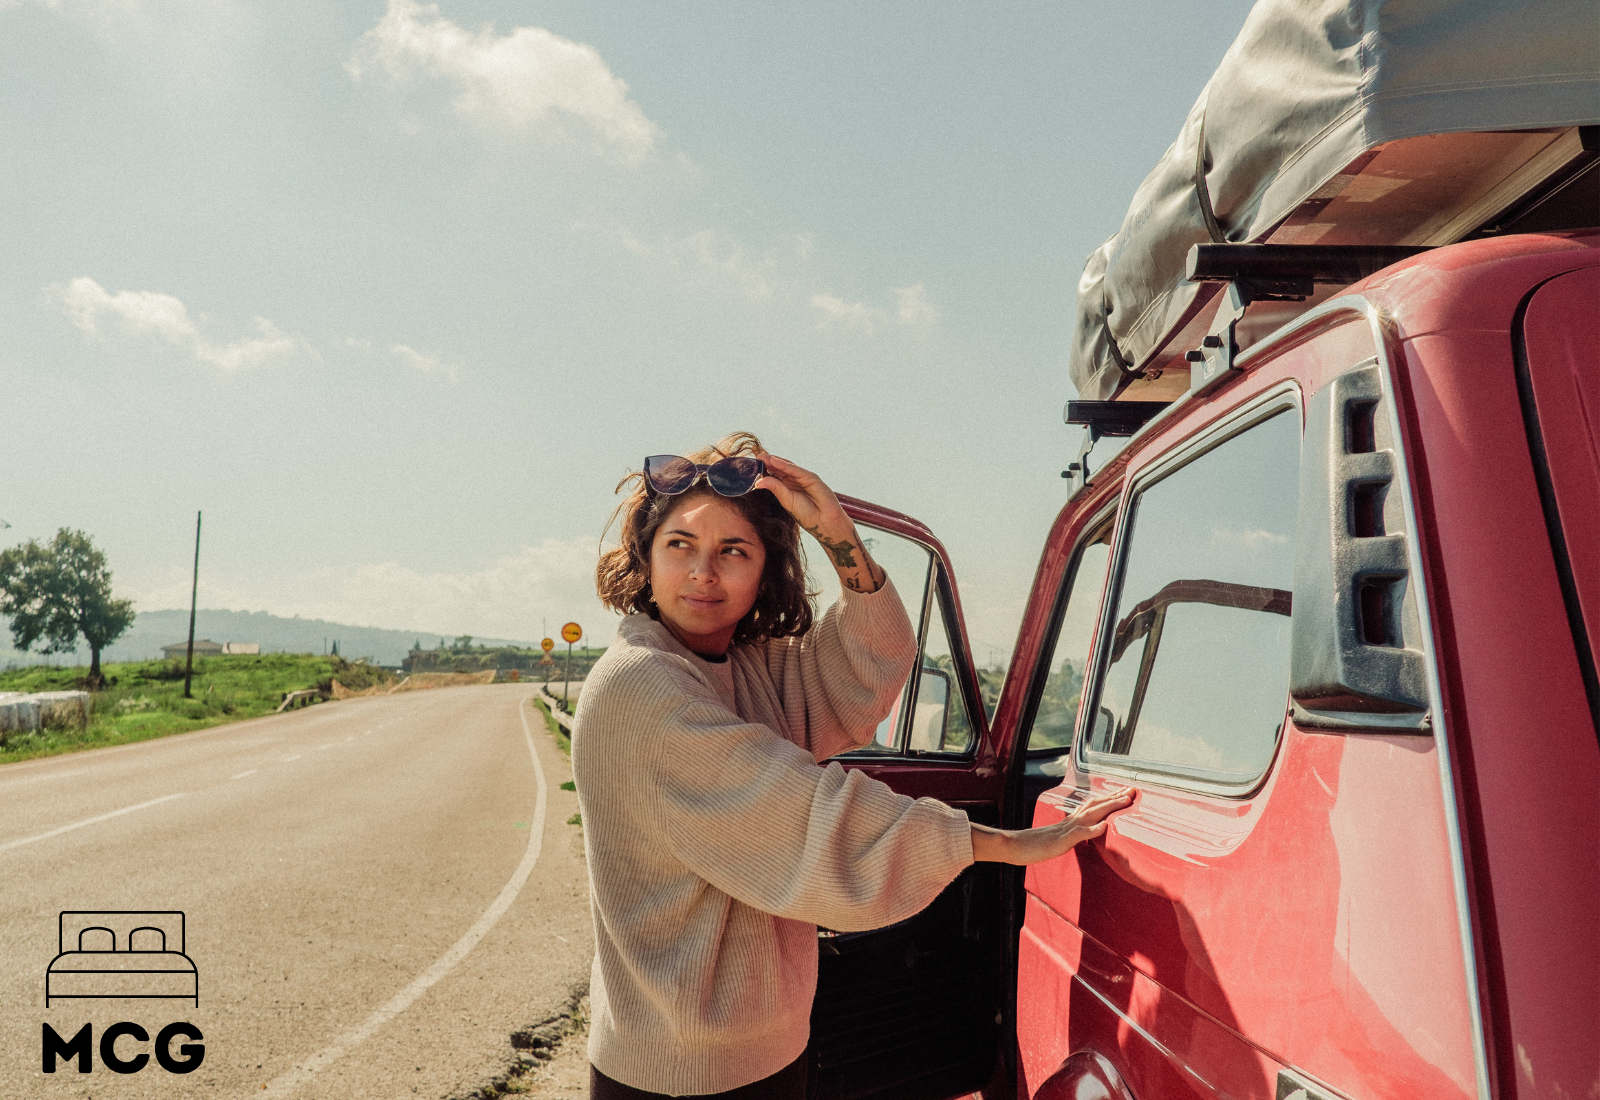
[815, 526, 933, 752]
[1083, 408, 1298, 786]
[1026, 520, 1114, 756]
[914, 588, 977, 753]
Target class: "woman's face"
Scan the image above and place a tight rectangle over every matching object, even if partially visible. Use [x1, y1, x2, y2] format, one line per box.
[647, 492, 768, 657]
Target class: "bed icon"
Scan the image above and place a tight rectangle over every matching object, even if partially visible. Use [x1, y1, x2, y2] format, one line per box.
[45, 911, 199, 1007]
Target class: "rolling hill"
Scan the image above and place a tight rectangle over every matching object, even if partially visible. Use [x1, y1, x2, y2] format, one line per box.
[0, 608, 537, 670]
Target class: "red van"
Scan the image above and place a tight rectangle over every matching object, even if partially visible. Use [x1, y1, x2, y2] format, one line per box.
[802, 3, 1600, 1098]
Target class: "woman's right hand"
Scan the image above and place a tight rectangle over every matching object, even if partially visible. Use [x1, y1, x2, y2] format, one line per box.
[970, 787, 1135, 866]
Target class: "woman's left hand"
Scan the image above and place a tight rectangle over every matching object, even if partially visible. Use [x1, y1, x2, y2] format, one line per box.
[755, 453, 886, 593]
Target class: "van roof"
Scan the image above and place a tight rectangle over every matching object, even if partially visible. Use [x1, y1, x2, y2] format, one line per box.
[1067, 0, 1600, 404]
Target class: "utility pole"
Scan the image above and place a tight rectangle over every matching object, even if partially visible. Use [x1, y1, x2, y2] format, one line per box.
[183, 511, 202, 699]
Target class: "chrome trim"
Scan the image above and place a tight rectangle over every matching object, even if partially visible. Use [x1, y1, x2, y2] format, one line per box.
[898, 535, 937, 755]
[1346, 296, 1493, 1100]
[1073, 971, 1219, 1095]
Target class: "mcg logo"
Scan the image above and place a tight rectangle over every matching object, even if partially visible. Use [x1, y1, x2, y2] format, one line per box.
[41, 910, 205, 1075]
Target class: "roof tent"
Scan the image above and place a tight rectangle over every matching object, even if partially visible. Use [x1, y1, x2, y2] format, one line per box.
[1069, 0, 1600, 403]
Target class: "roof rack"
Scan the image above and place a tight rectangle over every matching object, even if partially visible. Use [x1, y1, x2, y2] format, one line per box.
[1063, 243, 1436, 493]
[1180, 243, 1429, 395]
[1064, 400, 1169, 439]
[1060, 400, 1170, 492]
[1185, 244, 1429, 294]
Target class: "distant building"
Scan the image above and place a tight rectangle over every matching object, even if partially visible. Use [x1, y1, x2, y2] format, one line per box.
[162, 640, 224, 658]
[160, 639, 262, 658]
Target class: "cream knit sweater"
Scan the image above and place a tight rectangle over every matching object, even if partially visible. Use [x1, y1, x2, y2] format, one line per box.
[571, 579, 976, 1095]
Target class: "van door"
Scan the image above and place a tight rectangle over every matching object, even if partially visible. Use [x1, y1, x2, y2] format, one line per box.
[1015, 396, 1310, 1099]
[808, 495, 1010, 1100]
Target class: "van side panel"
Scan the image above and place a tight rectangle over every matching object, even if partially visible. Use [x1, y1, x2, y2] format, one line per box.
[1398, 322, 1600, 1100]
[1025, 725, 1477, 1100]
[1017, 893, 1286, 1098]
[1017, 316, 1479, 1100]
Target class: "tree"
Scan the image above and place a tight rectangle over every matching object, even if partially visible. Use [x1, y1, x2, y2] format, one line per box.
[0, 528, 136, 687]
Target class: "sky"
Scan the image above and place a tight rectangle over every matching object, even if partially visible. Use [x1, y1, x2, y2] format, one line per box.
[3, 0, 1254, 669]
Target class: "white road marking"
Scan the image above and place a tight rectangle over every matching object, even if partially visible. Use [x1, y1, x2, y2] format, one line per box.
[231, 770, 258, 780]
[0, 793, 188, 854]
[316, 743, 336, 751]
[260, 694, 548, 1099]
[282, 754, 302, 762]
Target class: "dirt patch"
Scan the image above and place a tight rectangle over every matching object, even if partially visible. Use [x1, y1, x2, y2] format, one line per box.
[389, 670, 500, 692]
[448, 986, 591, 1099]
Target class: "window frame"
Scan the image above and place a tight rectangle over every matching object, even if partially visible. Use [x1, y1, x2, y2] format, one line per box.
[1019, 505, 1119, 759]
[840, 520, 986, 760]
[1074, 382, 1303, 797]
[903, 568, 986, 759]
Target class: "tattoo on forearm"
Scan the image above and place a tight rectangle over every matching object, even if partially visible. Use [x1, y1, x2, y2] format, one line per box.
[844, 575, 865, 592]
[809, 528, 859, 569]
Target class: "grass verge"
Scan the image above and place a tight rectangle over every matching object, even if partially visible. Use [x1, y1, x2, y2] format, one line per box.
[0, 654, 373, 765]
[531, 697, 570, 756]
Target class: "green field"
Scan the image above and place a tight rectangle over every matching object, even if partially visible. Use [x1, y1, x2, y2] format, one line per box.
[0, 654, 388, 765]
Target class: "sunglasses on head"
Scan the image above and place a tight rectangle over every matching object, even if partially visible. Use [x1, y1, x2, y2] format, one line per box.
[643, 454, 767, 497]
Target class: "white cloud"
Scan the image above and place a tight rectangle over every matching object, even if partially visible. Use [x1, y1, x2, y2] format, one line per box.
[0, 0, 139, 15]
[894, 283, 939, 325]
[390, 342, 460, 383]
[1208, 527, 1291, 554]
[49, 276, 303, 372]
[682, 230, 775, 301]
[575, 221, 778, 301]
[812, 284, 940, 335]
[348, 0, 658, 162]
[810, 293, 885, 335]
[576, 219, 935, 324]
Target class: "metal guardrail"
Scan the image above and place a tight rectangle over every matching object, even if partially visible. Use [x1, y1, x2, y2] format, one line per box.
[276, 689, 324, 713]
[537, 685, 574, 732]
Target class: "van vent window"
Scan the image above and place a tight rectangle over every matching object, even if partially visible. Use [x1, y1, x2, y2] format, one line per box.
[1026, 522, 1115, 756]
[1086, 410, 1299, 784]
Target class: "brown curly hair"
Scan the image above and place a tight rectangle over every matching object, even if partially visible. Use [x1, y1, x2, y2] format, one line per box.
[596, 431, 815, 645]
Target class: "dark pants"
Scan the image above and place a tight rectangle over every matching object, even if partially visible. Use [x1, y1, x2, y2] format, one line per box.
[589, 1049, 808, 1100]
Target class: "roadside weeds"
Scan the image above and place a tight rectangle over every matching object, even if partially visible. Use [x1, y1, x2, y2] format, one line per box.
[448, 984, 591, 1099]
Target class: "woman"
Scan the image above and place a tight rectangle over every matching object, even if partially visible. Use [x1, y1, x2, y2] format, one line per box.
[574, 432, 1131, 1099]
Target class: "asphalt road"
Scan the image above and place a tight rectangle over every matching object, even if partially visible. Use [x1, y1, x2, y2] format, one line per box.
[0, 684, 591, 1099]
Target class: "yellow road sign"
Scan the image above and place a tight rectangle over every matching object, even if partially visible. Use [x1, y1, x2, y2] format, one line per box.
[561, 622, 583, 644]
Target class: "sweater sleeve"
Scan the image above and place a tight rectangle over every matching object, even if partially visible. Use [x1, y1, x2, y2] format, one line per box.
[647, 679, 973, 933]
[763, 575, 919, 762]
